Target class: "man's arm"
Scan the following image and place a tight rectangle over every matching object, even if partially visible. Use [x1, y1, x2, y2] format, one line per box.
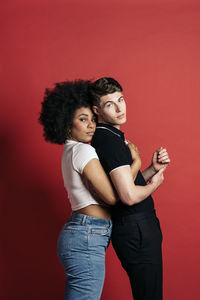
[142, 147, 170, 182]
[110, 165, 165, 206]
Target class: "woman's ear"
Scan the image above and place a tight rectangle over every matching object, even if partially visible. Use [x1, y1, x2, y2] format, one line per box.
[92, 105, 99, 115]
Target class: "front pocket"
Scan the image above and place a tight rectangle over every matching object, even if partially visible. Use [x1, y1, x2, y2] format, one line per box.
[155, 217, 163, 241]
[90, 227, 110, 236]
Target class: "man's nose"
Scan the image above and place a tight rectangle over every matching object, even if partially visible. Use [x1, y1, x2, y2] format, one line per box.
[115, 104, 121, 112]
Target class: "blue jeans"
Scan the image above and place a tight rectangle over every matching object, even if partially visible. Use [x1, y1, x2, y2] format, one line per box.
[57, 212, 112, 300]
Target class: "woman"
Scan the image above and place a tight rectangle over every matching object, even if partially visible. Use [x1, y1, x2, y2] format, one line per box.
[39, 80, 140, 300]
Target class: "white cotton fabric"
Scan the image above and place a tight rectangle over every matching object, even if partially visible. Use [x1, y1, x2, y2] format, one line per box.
[61, 140, 100, 210]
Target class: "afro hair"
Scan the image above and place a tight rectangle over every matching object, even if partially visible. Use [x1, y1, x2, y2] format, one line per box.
[38, 79, 92, 144]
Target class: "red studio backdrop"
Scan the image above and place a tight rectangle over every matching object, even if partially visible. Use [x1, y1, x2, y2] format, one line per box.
[1, 0, 200, 299]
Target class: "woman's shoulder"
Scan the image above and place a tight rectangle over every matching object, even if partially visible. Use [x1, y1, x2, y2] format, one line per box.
[73, 142, 96, 155]
[64, 140, 97, 157]
[65, 140, 94, 149]
[71, 142, 98, 173]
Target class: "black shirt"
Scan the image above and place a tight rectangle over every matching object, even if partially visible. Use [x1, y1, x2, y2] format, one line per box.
[91, 123, 154, 218]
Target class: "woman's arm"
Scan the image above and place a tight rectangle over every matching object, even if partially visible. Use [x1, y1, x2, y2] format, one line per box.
[126, 141, 141, 181]
[82, 158, 118, 205]
[142, 165, 157, 182]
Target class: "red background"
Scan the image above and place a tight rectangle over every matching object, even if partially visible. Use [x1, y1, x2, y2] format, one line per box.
[1, 0, 200, 299]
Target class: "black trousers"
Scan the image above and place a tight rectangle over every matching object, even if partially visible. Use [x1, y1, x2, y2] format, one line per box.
[111, 210, 163, 300]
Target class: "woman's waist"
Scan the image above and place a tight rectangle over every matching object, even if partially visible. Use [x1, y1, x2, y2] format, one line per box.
[75, 204, 111, 220]
[67, 209, 112, 227]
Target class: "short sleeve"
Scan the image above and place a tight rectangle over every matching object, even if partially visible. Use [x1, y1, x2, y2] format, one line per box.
[97, 135, 131, 173]
[72, 143, 99, 174]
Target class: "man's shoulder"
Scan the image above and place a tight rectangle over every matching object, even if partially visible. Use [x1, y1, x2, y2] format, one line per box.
[93, 127, 114, 138]
[92, 129, 124, 150]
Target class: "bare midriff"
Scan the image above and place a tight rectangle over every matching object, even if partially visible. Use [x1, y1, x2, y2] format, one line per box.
[75, 204, 111, 220]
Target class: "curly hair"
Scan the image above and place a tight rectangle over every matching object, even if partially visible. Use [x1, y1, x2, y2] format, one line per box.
[89, 77, 123, 106]
[38, 80, 92, 144]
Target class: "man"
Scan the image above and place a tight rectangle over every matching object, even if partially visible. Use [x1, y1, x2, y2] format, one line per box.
[90, 77, 170, 300]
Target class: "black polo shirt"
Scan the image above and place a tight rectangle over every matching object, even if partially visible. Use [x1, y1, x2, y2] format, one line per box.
[91, 123, 154, 218]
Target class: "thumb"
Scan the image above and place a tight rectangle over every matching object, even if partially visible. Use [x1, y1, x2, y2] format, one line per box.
[158, 166, 166, 174]
[156, 146, 163, 154]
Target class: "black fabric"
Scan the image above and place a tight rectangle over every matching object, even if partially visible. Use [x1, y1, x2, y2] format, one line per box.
[111, 211, 163, 300]
[92, 124, 163, 298]
[91, 123, 154, 218]
[91, 124, 130, 173]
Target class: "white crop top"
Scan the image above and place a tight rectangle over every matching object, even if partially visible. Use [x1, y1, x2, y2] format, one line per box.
[61, 140, 100, 210]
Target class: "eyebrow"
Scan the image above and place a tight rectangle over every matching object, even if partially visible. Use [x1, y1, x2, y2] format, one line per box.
[77, 113, 89, 117]
[77, 113, 95, 118]
[103, 96, 124, 107]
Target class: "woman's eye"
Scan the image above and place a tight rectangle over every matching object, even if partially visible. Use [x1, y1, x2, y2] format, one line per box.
[119, 98, 124, 102]
[80, 118, 86, 122]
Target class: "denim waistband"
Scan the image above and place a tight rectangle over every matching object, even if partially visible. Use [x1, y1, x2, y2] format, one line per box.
[112, 209, 156, 224]
[70, 211, 112, 227]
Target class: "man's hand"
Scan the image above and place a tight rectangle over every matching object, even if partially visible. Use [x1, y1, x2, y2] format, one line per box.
[151, 147, 170, 172]
[142, 147, 170, 182]
[150, 167, 165, 190]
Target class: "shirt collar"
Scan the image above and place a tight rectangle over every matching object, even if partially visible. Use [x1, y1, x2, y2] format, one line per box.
[96, 123, 125, 141]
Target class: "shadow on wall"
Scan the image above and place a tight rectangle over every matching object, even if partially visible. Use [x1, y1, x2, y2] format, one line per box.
[0, 129, 71, 300]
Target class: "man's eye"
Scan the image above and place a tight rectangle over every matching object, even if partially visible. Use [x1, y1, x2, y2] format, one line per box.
[119, 98, 124, 102]
[106, 103, 113, 108]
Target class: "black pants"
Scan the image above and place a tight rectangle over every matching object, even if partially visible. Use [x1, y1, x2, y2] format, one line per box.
[111, 210, 163, 300]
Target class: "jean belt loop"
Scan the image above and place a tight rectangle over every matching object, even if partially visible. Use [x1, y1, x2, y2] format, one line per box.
[81, 214, 87, 225]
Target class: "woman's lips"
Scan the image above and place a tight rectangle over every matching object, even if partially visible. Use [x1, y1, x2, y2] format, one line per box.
[87, 132, 95, 136]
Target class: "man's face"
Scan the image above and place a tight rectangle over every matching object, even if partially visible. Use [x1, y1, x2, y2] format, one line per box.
[93, 91, 126, 129]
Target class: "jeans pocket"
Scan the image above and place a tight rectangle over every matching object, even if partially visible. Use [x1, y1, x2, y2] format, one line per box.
[88, 228, 111, 253]
[90, 227, 110, 236]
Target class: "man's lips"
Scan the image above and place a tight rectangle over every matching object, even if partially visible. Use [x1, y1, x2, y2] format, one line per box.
[117, 114, 125, 119]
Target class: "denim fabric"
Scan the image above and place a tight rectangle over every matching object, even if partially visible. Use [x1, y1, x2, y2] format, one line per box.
[57, 212, 112, 300]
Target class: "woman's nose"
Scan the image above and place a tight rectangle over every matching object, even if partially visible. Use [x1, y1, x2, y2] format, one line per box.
[88, 121, 95, 127]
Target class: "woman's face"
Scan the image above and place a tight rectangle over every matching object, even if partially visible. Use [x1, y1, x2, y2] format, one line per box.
[70, 107, 96, 143]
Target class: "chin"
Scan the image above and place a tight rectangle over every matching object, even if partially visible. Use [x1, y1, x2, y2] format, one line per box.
[83, 137, 92, 143]
[118, 118, 126, 125]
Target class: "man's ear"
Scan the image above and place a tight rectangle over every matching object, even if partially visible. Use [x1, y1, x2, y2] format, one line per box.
[92, 105, 99, 115]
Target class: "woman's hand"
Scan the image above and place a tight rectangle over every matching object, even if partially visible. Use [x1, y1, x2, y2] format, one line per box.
[126, 141, 141, 164]
[126, 140, 141, 180]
